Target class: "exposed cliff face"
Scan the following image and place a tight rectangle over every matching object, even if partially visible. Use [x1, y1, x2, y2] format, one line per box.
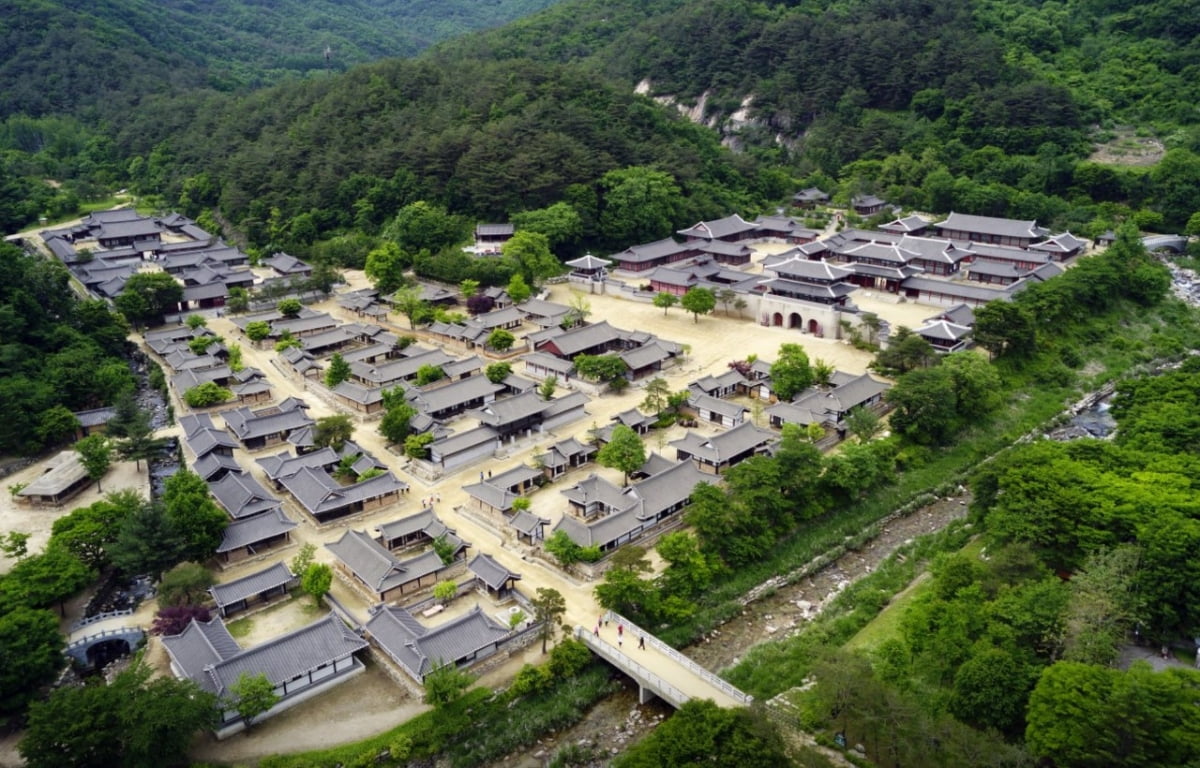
[634, 79, 765, 150]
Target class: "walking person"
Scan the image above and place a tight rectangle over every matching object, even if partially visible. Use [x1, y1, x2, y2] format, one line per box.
[617, 623, 623, 639]
[638, 634, 645, 650]
[594, 624, 600, 637]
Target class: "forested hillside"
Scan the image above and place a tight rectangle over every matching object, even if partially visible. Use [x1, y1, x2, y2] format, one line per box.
[0, 0, 562, 117]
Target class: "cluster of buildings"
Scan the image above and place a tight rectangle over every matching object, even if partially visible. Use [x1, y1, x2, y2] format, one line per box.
[40, 207, 312, 310]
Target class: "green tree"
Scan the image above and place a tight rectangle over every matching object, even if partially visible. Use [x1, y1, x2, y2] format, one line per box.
[502, 230, 561, 282]
[594, 546, 657, 619]
[230, 672, 280, 728]
[679, 286, 716, 323]
[185, 314, 207, 330]
[845, 405, 882, 442]
[487, 328, 516, 352]
[161, 469, 226, 563]
[656, 531, 713, 599]
[312, 413, 354, 450]
[0, 544, 94, 616]
[291, 542, 316, 577]
[74, 434, 112, 492]
[423, 662, 473, 707]
[324, 352, 351, 388]
[50, 496, 134, 569]
[301, 563, 333, 606]
[244, 320, 271, 343]
[276, 298, 302, 318]
[653, 291, 679, 316]
[226, 287, 250, 314]
[942, 350, 1002, 419]
[641, 377, 671, 415]
[1, 530, 30, 560]
[21, 659, 217, 768]
[1061, 545, 1143, 666]
[0, 607, 63, 718]
[404, 432, 434, 459]
[973, 301, 1037, 360]
[512, 202, 583, 250]
[485, 362, 512, 384]
[384, 200, 467, 254]
[114, 272, 182, 327]
[531, 587, 567, 653]
[769, 343, 814, 401]
[599, 167, 683, 248]
[597, 424, 646, 486]
[183, 381, 233, 408]
[157, 561, 215, 607]
[415, 364, 445, 386]
[538, 375, 558, 400]
[615, 699, 789, 768]
[379, 400, 418, 445]
[35, 405, 80, 448]
[886, 366, 959, 445]
[506, 272, 532, 304]
[364, 241, 410, 294]
[108, 498, 182, 578]
[573, 354, 626, 383]
[872, 327, 937, 376]
[392, 285, 428, 329]
[544, 529, 584, 567]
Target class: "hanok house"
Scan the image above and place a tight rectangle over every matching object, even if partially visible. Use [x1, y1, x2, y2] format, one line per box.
[162, 614, 368, 738]
[689, 370, 746, 400]
[770, 373, 892, 436]
[427, 426, 500, 473]
[934, 212, 1049, 248]
[915, 319, 973, 354]
[72, 407, 115, 439]
[366, 605, 512, 684]
[551, 460, 710, 553]
[474, 223, 514, 255]
[406, 376, 505, 421]
[209, 562, 298, 618]
[686, 392, 749, 427]
[522, 351, 576, 383]
[898, 275, 1022, 308]
[532, 320, 625, 360]
[221, 398, 314, 451]
[671, 421, 777, 474]
[256, 447, 340, 490]
[509, 508, 550, 544]
[279, 466, 406, 524]
[376, 508, 467, 555]
[677, 214, 759, 244]
[209, 470, 283, 520]
[838, 242, 924, 293]
[609, 238, 695, 274]
[349, 348, 457, 388]
[332, 381, 385, 415]
[755, 257, 856, 334]
[535, 437, 597, 480]
[752, 215, 820, 244]
[263, 252, 312, 278]
[180, 413, 242, 481]
[16, 451, 92, 506]
[327, 529, 450, 602]
[851, 195, 888, 216]
[215, 508, 299, 564]
[793, 187, 830, 208]
[880, 214, 930, 236]
[468, 553, 522, 602]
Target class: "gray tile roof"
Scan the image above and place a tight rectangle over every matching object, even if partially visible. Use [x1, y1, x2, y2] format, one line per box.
[333, 380, 384, 407]
[221, 399, 314, 442]
[408, 375, 503, 415]
[430, 426, 499, 458]
[18, 451, 88, 497]
[535, 321, 623, 358]
[522, 352, 575, 375]
[376, 508, 436, 541]
[671, 421, 775, 465]
[899, 275, 1015, 303]
[164, 614, 366, 696]
[565, 254, 612, 270]
[915, 320, 972, 342]
[193, 451, 243, 481]
[535, 437, 595, 469]
[610, 238, 692, 265]
[925, 303, 976, 326]
[510, 509, 550, 536]
[688, 393, 749, 420]
[677, 214, 757, 240]
[472, 391, 548, 428]
[209, 471, 282, 520]
[620, 342, 672, 371]
[216, 507, 298, 553]
[279, 466, 406, 518]
[367, 605, 510, 680]
[327, 529, 409, 593]
[935, 212, 1048, 240]
[210, 562, 296, 609]
[468, 553, 520, 592]
[255, 447, 338, 482]
[463, 482, 518, 512]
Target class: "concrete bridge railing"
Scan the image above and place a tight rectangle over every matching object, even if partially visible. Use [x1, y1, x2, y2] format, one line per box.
[574, 626, 691, 707]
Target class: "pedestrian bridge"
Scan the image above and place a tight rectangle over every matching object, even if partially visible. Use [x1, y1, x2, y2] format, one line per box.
[574, 611, 752, 709]
[65, 610, 146, 668]
[1142, 234, 1188, 253]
